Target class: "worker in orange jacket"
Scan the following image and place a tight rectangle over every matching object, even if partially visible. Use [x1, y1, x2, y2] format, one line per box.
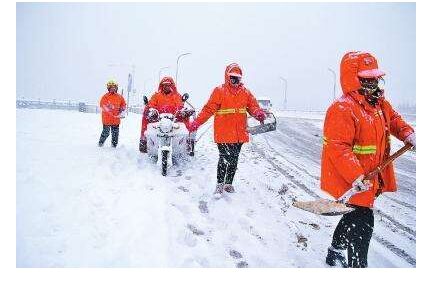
[321, 52, 415, 268]
[98, 80, 127, 148]
[139, 77, 192, 153]
[188, 63, 266, 194]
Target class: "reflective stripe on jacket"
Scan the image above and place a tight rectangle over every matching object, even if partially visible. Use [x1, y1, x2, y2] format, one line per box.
[215, 108, 247, 115]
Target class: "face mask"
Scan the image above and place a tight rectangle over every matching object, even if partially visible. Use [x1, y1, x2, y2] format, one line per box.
[365, 88, 385, 106]
[359, 77, 379, 95]
[359, 77, 385, 106]
[229, 76, 241, 85]
[162, 85, 172, 94]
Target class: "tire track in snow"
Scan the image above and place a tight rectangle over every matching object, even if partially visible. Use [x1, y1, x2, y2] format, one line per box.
[262, 134, 320, 181]
[250, 141, 321, 199]
[373, 209, 416, 237]
[372, 234, 416, 266]
[381, 196, 416, 211]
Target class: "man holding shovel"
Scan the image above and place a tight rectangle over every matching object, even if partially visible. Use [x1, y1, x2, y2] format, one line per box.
[321, 52, 415, 267]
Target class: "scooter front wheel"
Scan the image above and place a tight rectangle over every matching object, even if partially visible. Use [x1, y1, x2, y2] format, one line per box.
[161, 150, 169, 176]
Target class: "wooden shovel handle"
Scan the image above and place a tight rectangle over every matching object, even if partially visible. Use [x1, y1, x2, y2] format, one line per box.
[365, 143, 413, 181]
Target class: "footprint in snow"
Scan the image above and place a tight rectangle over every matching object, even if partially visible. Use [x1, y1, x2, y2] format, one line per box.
[298, 221, 320, 230]
[212, 194, 232, 203]
[228, 249, 248, 267]
[229, 250, 243, 259]
[187, 224, 205, 236]
[296, 233, 308, 248]
[236, 261, 249, 268]
[246, 209, 255, 218]
[198, 201, 209, 214]
[177, 186, 189, 193]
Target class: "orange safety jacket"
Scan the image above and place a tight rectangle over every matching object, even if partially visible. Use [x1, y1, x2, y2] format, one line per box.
[195, 64, 261, 143]
[140, 77, 185, 139]
[99, 92, 126, 125]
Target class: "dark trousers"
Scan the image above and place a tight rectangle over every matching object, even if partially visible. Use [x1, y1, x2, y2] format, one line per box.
[331, 206, 374, 268]
[217, 143, 243, 184]
[99, 125, 120, 147]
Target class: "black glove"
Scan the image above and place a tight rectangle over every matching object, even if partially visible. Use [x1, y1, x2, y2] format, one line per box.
[147, 108, 158, 121]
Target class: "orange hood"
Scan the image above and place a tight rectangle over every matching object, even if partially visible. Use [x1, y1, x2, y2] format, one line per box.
[158, 76, 178, 94]
[340, 51, 385, 95]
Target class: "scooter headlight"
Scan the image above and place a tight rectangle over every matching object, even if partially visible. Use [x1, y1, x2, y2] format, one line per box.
[158, 118, 174, 133]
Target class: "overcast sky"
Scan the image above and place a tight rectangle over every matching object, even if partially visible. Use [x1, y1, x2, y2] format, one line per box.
[16, 2, 415, 110]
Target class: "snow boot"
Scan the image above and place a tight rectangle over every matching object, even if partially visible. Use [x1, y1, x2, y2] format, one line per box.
[214, 183, 225, 195]
[326, 247, 348, 268]
[223, 184, 235, 193]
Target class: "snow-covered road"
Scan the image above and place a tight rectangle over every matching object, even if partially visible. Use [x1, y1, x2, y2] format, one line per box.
[16, 109, 416, 267]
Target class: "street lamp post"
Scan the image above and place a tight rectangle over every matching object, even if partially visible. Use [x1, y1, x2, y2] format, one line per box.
[279, 76, 288, 110]
[175, 52, 191, 84]
[327, 67, 337, 99]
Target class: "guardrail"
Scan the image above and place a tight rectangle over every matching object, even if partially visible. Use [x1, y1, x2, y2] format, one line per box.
[16, 100, 144, 114]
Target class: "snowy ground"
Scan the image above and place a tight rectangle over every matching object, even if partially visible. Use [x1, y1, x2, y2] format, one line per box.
[16, 109, 416, 267]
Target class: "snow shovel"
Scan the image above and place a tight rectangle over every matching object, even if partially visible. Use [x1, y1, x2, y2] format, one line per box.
[292, 143, 413, 216]
[247, 111, 277, 135]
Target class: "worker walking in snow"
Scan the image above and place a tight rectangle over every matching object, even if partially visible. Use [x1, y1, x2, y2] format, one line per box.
[187, 63, 266, 194]
[98, 80, 127, 148]
[321, 52, 416, 268]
